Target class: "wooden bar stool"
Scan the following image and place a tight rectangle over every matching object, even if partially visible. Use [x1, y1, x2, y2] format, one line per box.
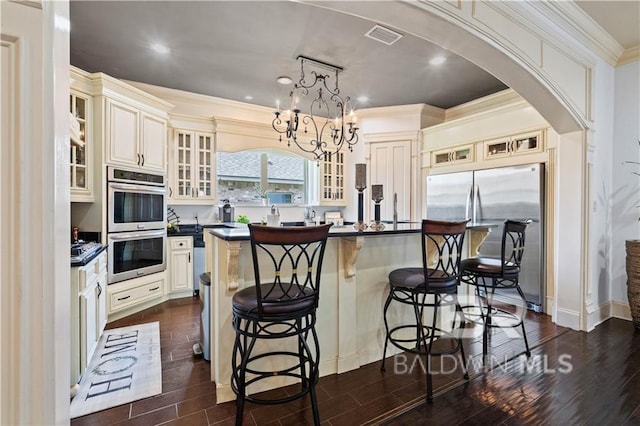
[231, 224, 331, 426]
[460, 219, 532, 358]
[380, 219, 469, 402]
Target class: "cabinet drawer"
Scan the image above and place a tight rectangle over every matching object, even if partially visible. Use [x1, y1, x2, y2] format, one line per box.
[78, 250, 107, 292]
[108, 276, 164, 313]
[170, 237, 192, 250]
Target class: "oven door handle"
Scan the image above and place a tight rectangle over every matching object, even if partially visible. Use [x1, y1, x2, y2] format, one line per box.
[108, 229, 166, 240]
[109, 183, 167, 194]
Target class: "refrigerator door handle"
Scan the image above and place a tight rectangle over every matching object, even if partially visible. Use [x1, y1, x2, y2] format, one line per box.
[473, 184, 479, 223]
[466, 184, 473, 221]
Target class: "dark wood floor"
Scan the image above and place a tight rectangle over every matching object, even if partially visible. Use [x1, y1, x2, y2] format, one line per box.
[70, 297, 640, 425]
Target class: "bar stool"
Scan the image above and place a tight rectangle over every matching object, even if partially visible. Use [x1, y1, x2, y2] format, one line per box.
[380, 219, 469, 402]
[460, 219, 532, 358]
[230, 224, 331, 426]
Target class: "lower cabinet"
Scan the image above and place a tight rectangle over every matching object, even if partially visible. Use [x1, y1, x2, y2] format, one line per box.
[108, 273, 165, 315]
[71, 250, 107, 386]
[168, 236, 194, 294]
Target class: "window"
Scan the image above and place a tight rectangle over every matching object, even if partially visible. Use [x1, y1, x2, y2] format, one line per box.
[216, 150, 309, 204]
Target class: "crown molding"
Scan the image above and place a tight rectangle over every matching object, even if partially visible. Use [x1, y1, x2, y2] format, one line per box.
[444, 89, 524, 121]
[618, 45, 640, 67]
[526, 1, 623, 67]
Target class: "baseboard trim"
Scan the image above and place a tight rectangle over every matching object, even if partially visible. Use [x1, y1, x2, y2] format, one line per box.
[585, 301, 612, 331]
[611, 300, 632, 321]
[555, 307, 581, 330]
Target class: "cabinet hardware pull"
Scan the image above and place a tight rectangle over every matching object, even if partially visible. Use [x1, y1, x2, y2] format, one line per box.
[117, 295, 131, 301]
[97, 283, 102, 298]
[149, 286, 159, 291]
[169, 187, 173, 197]
[137, 153, 141, 165]
[188, 252, 191, 263]
[179, 242, 183, 246]
[141, 154, 145, 167]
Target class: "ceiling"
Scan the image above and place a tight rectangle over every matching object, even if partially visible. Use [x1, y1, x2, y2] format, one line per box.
[69, 1, 638, 113]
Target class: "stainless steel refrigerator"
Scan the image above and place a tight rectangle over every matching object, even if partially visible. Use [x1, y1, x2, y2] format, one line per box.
[426, 163, 545, 312]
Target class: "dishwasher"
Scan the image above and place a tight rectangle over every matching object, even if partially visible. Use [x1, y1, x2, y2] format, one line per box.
[192, 230, 205, 296]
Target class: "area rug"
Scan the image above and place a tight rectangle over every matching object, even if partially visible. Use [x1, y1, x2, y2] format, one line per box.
[70, 322, 162, 419]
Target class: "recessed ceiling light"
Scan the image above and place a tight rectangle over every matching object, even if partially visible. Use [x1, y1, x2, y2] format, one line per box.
[244, 95, 253, 101]
[150, 43, 171, 55]
[429, 56, 446, 65]
[277, 76, 293, 85]
[357, 96, 369, 103]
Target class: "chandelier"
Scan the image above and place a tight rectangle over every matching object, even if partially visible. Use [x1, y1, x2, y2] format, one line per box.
[272, 55, 359, 161]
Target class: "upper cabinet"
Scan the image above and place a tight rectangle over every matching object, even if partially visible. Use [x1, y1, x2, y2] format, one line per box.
[319, 150, 346, 205]
[70, 88, 94, 202]
[105, 98, 167, 173]
[483, 130, 543, 160]
[80, 71, 173, 176]
[431, 144, 474, 167]
[168, 115, 216, 204]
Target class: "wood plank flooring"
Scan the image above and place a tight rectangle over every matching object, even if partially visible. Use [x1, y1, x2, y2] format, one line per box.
[70, 297, 639, 425]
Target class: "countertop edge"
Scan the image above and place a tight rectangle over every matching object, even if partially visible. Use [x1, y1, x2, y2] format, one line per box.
[207, 223, 496, 242]
[70, 245, 107, 268]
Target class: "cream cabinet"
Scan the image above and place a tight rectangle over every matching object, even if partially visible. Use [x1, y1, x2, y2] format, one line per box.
[319, 151, 346, 205]
[70, 89, 94, 201]
[169, 129, 215, 203]
[71, 250, 107, 385]
[483, 130, 543, 160]
[107, 273, 165, 315]
[105, 98, 167, 173]
[431, 144, 474, 167]
[368, 140, 412, 221]
[168, 236, 193, 293]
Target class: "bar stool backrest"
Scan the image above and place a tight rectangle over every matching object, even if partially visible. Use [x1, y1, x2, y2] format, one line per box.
[501, 219, 532, 273]
[421, 219, 469, 289]
[248, 224, 332, 318]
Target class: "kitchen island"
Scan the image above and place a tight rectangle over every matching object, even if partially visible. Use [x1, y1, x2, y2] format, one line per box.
[203, 222, 494, 403]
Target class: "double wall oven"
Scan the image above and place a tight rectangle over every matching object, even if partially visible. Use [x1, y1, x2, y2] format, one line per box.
[107, 167, 167, 284]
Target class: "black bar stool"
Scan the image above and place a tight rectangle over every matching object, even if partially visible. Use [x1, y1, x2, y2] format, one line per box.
[380, 219, 469, 402]
[231, 224, 331, 426]
[460, 219, 532, 358]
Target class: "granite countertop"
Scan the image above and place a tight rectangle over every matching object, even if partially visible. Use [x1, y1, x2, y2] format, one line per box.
[70, 245, 107, 268]
[207, 221, 496, 241]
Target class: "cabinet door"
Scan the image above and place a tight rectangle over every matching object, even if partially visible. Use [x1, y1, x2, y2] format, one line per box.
[106, 99, 140, 168]
[96, 271, 107, 336]
[70, 90, 93, 201]
[170, 249, 192, 292]
[80, 280, 98, 373]
[320, 152, 334, 203]
[369, 140, 411, 221]
[172, 130, 194, 200]
[333, 151, 345, 203]
[511, 130, 543, 156]
[141, 113, 167, 172]
[194, 133, 214, 200]
[319, 151, 347, 205]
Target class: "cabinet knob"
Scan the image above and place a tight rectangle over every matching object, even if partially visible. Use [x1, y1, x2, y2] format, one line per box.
[179, 242, 183, 246]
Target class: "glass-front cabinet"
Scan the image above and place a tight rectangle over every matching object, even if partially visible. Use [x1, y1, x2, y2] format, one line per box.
[484, 130, 544, 160]
[431, 144, 474, 167]
[70, 89, 94, 201]
[169, 129, 215, 204]
[319, 151, 346, 205]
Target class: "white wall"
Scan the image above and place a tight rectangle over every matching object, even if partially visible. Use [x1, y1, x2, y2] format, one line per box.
[585, 57, 616, 330]
[611, 61, 640, 309]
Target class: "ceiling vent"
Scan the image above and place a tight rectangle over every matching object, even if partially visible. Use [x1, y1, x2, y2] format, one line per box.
[364, 24, 403, 46]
